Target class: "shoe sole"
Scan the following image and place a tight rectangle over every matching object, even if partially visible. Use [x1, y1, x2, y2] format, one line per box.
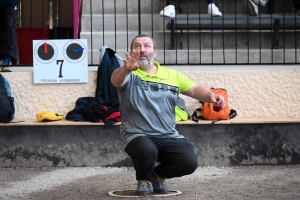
[153, 189, 169, 194]
[136, 190, 151, 195]
[208, 9, 222, 17]
[160, 13, 175, 17]
[1, 68, 13, 72]
[211, 13, 222, 17]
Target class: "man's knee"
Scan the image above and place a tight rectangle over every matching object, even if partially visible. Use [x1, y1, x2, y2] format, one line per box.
[125, 137, 158, 160]
[185, 157, 198, 175]
[182, 141, 198, 174]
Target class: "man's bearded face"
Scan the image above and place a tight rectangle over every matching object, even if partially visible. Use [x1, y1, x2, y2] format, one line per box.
[138, 51, 154, 70]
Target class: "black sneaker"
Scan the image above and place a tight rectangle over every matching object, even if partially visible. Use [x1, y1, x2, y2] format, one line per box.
[136, 180, 151, 195]
[152, 172, 169, 193]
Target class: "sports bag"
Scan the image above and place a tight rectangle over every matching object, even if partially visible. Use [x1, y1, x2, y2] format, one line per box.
[0, 74, 15, 123]
[191, 88, 236, 123]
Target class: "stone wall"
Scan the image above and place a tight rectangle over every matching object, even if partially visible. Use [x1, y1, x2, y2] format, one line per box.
[2, 65, 300, 119]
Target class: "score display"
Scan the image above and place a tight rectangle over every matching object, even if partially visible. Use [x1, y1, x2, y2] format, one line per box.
[33, 39, 88, 84]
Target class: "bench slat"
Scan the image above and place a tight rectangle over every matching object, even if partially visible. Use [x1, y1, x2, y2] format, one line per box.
[0, 118, 299, 126]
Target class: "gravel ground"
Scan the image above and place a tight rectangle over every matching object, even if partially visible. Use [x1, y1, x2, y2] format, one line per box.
[0, 165, 300, 200]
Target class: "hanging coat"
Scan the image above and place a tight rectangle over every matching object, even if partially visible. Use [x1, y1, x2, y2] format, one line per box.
[96, 47, 122, 107]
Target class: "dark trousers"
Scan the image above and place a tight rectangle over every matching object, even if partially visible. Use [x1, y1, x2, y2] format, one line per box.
[166, 0, 216, 6]
[0, 4, 18, 62]
[125, 136, 198, 181]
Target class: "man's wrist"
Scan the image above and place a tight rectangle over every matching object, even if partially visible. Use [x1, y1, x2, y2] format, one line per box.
[120, 65, 133, 74]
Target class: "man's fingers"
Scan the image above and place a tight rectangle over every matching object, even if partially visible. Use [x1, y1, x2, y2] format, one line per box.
[214, 95, 226, 110]
[221, 102, 226, 109]
[218, 100, 226, 110]
[130, 49, 140, 59]
[123, 51, 139, 71]
[125, 52, 131, 59]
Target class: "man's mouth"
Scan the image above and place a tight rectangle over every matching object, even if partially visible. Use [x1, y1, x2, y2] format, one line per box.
[139, 55, 148, 60]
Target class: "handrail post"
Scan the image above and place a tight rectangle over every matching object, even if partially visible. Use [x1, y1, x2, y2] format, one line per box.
[138, 0, 141, 34]
[272, 19, 280, 49]
[73, 0, 82, 39]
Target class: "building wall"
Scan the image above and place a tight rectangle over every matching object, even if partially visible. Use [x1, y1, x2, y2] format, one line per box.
[2, 66, 300, 119]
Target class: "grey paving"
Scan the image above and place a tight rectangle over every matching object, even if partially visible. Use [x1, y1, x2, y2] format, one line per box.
[0, 165, 299, 199]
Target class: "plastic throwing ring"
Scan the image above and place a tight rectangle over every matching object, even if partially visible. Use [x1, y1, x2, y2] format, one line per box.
[108, 189, 182, 198]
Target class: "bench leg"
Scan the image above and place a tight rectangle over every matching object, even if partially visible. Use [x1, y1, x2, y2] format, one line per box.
[272, 19, 280, 49]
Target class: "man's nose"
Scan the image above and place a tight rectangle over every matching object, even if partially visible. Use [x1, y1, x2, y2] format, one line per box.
[140, 46, 145, 53]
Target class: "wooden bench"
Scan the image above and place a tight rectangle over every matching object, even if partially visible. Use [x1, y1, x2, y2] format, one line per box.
[165, 14, 300, 49]
[2, 117, 300, 126]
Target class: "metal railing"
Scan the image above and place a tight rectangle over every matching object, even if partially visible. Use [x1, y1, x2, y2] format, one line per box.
[14, 0, 300, 66]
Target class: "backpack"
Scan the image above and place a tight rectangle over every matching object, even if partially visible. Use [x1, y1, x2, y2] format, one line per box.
[0, 74, 15, 123]
[191, 88, 236, 123]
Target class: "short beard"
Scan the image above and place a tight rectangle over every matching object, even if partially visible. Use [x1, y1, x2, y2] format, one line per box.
[138, 53, 154, 70]
[138, 59, 152, 70]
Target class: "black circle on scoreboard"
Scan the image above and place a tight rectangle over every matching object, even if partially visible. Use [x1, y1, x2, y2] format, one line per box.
[37, 44, 55, 61]
[66, 43, 83, 60]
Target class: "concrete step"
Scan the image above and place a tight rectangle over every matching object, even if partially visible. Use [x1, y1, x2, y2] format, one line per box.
[174, 0, 296, 14]
[86, 48, 300, 65]
[81, 0, 163, 15]
[80, 30, 300, 51]
[80, 13, 300, 32]
[80, 0, 299, 65]
[173, 31, 300, 50]
[175, 0, 249, 15]
[81, 0, 297, 16]
[80, 31, 173, 51]
[81, 14, 167, 32]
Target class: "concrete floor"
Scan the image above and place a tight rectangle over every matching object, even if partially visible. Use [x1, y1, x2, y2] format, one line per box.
[0, 165, 300, 199]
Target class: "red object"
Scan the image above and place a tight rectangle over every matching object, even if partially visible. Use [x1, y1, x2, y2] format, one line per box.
[44, 42, 48, 54]
[16, 28, 50, 65]
[99, 111, 121, 124]
[213, 102, 221, 112]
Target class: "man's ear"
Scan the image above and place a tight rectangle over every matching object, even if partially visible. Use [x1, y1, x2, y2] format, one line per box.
[154, 50, 158, 58]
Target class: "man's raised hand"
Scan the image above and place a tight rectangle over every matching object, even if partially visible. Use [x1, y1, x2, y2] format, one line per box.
[123, 49, 140, 72]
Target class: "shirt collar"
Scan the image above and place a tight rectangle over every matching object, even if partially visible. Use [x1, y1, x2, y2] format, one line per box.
[134, 61, 169, 80]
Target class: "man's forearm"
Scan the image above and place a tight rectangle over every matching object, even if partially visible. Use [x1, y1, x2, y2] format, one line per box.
[111, 66, 131, 88]
[194, 85, 216, 103]
[183, 85, 216, 103]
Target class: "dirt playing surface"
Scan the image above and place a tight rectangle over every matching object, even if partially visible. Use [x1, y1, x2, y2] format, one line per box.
[0, 165, 300, 200]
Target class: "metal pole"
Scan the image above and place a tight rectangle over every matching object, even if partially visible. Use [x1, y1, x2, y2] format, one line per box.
[48, 0, 53, 29]
[73, 0, 79, 39]
[138, 0, 141, 34]
[55, 0, 59, 27]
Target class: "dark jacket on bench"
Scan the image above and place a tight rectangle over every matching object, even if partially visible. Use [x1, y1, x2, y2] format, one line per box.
[66, 47, 121, 125]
